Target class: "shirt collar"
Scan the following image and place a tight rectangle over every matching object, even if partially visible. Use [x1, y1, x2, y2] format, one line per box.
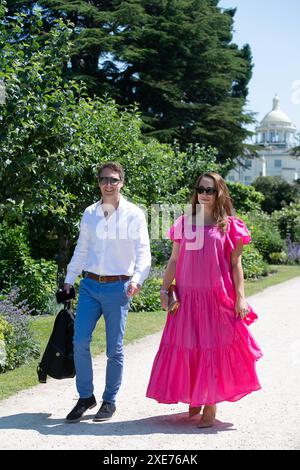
[96, 194, 127, 216]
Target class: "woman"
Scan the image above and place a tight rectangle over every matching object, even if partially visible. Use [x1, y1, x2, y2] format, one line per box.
[146, 172, 263, 428]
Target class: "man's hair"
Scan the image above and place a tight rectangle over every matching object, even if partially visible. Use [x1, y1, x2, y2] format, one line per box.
[97, 162, 125, 182]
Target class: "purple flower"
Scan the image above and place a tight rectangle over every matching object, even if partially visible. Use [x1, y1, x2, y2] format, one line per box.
[0, 287, 40, 371]
[286, 236, 300, 263]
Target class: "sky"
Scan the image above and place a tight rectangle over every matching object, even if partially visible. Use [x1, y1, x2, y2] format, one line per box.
[219, 0, 300, 134]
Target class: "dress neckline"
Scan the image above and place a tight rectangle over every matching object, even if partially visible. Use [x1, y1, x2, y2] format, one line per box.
[191, 223, 217, 228]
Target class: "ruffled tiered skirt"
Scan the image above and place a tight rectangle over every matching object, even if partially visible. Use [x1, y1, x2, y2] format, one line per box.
[146, 287, 263, 406]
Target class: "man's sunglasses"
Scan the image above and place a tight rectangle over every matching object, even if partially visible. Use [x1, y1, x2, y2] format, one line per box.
[195, 186, 217, 195]
[99, 176, 121, 186]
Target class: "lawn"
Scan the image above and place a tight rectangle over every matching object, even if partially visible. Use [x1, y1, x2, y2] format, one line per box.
[0, 310, 167, 400]
[0, 264, 299, 400]
[245, 264, 300, 296]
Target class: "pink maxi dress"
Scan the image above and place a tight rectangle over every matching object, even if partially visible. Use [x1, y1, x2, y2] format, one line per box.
[146, 215, 263, 406]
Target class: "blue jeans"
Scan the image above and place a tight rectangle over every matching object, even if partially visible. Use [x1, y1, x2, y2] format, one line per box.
[74, 277, 131, 403]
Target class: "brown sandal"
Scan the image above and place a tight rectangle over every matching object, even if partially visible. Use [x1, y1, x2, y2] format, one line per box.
[188, 405, 202, 417]
[197, 405, 216, 428]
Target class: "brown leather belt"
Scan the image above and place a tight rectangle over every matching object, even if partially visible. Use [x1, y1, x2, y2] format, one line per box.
[83, 271, 131, 283]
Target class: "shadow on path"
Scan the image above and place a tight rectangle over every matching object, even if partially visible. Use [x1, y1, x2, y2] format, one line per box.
[0, 412, 235, 437]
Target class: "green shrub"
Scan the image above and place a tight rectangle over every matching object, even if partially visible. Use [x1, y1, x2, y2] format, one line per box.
[131, 275, 162, 312]
[0, 288, 40, 373]
[0, 222, 57, 314]
[0, 221, 30, 290]
[227, 182, 264, 213]
[242, 211, 284, 262]
[19, 256, 57, 314]
[268, 252, 288, 265]
[272, 203, 300, 242]
[0, 315, 15, 372]
[242, 244, 269, 279]
[151, 239, 172, 266]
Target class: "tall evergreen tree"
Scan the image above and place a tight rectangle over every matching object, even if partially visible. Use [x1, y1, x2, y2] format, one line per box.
[5, 0, 255, 161]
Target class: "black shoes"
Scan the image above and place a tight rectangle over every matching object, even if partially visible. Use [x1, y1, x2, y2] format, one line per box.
[65, 395, 97, 423]
[65, 396, 116, 423]
[93, 401, 116, 422]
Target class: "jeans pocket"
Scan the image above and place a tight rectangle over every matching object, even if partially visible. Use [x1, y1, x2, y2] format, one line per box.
[123, 280, 130, 298]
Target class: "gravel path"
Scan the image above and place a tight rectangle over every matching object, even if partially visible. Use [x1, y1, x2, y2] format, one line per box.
[1, 277, 300, 450]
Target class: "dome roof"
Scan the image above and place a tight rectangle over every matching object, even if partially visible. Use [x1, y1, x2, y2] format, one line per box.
[261, 95, 292, 126]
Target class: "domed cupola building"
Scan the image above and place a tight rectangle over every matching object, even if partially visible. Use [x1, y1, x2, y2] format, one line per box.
[227, 95, 299, 184]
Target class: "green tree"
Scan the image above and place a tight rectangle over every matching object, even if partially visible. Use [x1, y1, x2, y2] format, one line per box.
[272, 203, 300, 243]
[252, 176, 300, 213]
[1, 5, 228, 279]
[6, 0, 255, 160]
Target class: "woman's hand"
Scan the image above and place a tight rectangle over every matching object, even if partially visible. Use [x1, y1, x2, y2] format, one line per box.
[235, 296, 250, 319]
[160, 291, 169, 311]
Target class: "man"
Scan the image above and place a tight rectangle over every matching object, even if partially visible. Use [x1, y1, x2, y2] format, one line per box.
[64, 162, 151, 423]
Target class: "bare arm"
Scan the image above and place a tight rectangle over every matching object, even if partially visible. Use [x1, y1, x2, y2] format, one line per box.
[160, 242, 180, 310]
[230, 239, 249, 318]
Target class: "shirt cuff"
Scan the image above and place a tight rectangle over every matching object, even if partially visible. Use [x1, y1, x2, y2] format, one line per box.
[131, 273, 143, 286]
[64, 273, 76, 286]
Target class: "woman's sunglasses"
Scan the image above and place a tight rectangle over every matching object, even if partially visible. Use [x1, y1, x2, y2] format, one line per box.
[195, 186, 217, 195]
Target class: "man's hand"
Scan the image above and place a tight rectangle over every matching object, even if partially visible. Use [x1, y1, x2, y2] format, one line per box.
[64, 283, 73, 294]
[126, 282, 141, 297]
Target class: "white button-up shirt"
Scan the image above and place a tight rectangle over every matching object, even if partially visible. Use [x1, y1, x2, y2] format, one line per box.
[65, 195, 151, 286]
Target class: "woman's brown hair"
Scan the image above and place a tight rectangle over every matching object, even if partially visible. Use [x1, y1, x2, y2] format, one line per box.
[191, 172, 234, 233]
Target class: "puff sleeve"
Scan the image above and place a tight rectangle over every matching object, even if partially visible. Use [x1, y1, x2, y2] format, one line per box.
[226, 216, 252, 252]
